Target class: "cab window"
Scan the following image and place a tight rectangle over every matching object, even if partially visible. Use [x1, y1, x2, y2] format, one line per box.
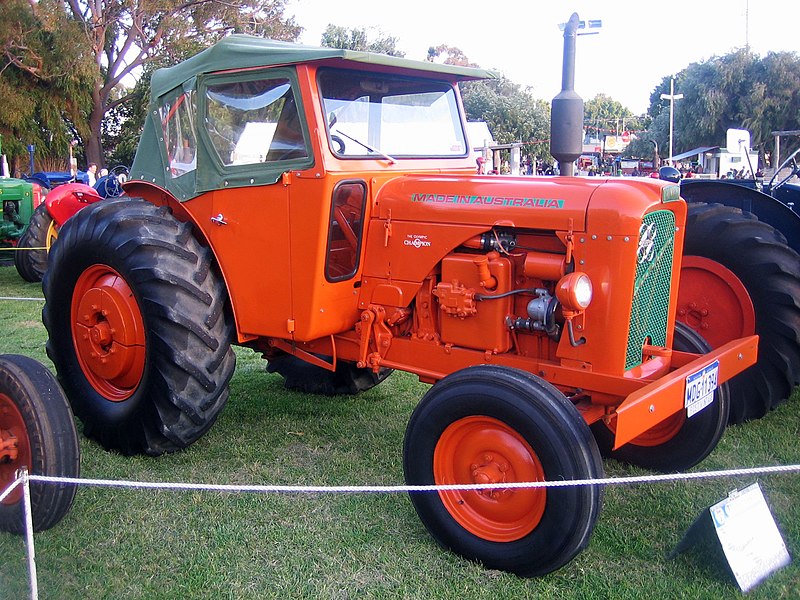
[325, 181, 367, 281]
[160, 91, 197, 178]
[205, 77, 309, 166]
[319, 69, 468, 159]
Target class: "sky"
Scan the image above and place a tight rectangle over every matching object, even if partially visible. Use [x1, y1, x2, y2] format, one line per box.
[285, 0, 799, 116]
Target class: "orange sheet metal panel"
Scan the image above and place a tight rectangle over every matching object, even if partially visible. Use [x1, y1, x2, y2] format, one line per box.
[180, 188, 295, 340]
[612, 334, 758, 448]
[439, 253, 513, 353]
[374, 175, 593, 231]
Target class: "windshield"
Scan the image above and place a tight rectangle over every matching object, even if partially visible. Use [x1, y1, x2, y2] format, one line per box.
[318, 68, 468, 159]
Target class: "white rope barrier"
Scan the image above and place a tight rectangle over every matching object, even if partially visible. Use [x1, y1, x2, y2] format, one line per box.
[4, 463, 798, 600]
[0, 476, 21, 503]
[0, 297, 45, 302]
[24, 462, 800, 494]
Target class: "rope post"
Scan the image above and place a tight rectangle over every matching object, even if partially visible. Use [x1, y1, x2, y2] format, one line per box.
[19, 468, 39, 600]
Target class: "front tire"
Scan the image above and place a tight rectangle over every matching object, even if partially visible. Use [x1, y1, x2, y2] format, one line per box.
[0, 354, 80, 533]
[591, 322, 729, 472]
[403, 365, 603, 577]
[14, 203, 56, 283]
[43, 198, 236, 456]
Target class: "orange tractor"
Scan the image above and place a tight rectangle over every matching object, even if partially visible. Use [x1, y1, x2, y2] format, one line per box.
[41, 26, 760, 575]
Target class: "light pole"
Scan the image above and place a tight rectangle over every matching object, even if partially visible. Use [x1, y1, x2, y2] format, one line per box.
[660, 77, 683, 165]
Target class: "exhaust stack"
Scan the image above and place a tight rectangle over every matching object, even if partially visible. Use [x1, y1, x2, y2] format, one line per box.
[550, 13, 584, 177]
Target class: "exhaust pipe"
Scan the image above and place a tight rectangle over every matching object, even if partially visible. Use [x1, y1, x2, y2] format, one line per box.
[550, 13, 584, 177]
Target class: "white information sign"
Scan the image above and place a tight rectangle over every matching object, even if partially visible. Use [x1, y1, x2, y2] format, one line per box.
[709, 483, 791, 592]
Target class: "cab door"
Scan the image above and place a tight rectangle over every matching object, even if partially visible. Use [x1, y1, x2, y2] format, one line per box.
[195, 69, 314, 339]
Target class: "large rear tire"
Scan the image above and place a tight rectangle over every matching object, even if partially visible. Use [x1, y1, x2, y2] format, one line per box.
[679, 202, 800, 422]
[403, 365, 603, 577]
[43, 198, 236, 456]
[0, 354, 79, 533]
[591, 322, 729, 472]
[267, 354, 392, 395]
[14, 203, 56, 283]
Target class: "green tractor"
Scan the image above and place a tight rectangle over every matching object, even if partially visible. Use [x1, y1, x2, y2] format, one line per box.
[0, 176, 45, 275]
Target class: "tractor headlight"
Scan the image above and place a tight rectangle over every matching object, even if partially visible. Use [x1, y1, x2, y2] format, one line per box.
[556, 272, 593, 312]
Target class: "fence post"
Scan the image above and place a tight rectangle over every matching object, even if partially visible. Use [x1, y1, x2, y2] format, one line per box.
[19, 468, 38, 600]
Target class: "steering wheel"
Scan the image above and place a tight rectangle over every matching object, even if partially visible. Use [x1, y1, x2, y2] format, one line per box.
[768, 146, 800, 191]
[95, 165, 129, 197]
[331, 134, 346, 154]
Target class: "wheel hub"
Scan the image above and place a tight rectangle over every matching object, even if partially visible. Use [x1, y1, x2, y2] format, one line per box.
[71, 265, 146, 401]
[434, 416, 546, 542]
[0, 393, 31, 505]
[677, 256, 755, 348]
[471, 454, 511, 499]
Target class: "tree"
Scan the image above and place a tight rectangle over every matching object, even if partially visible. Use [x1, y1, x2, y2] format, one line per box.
[320, 25, 404, 56]
[0, 0, 94, 174]
[3, 1, 301, 169]
[461, 76, 551, 163]
[646, 49, 800, 163]
[427, 45, 473, 67]
[584, 94, 644, 138]
[426, 44, 551, 163]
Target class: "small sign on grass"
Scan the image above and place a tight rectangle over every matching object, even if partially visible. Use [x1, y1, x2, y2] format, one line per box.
[670, 482, 791, 592]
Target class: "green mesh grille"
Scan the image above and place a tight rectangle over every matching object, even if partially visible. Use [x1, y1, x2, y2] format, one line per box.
[625, 210, 676, 369]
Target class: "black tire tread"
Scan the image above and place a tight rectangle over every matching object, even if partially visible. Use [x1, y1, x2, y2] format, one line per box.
[591, 322, 729, 472]
[14, 203, 54, 283]
[404, 365, 603, 577]
[43, 198, 235, 455]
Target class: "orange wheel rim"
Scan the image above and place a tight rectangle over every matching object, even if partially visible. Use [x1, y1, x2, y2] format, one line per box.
[677, 256, 755, 348]
[433, 416, 546, 542]
[71, 265, 146, 401]
[0, 393, 32, 505]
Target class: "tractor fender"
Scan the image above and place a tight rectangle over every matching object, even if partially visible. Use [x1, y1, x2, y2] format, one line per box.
[44, 183, 103, 227]
[679, 179, 800, 252]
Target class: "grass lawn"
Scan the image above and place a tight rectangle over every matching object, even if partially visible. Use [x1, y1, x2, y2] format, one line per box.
[0, 264, 797, 599]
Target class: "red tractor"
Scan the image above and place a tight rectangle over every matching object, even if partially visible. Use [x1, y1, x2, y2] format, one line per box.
[41, 24, 766, 576]
[13, 168, 126, 282]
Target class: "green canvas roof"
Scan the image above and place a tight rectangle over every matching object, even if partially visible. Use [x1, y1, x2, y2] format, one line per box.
[150, 35, 496, 99]
[131, 35, 494, 203]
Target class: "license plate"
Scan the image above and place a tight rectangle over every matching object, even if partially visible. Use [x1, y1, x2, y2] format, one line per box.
[685, 360, 719, 417]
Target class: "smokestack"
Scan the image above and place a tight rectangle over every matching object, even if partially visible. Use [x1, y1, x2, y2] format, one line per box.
[550, 13, 584, 177]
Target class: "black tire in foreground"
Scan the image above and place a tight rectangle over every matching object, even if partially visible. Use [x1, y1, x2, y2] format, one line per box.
[0, 354, 80, 533]
[404, 365, 604, 577]
[14, 203, 56, 283]
[43, 198, 236, 456]
[679, 202, 800, 422]
[591, 322, 729, 472]
[267, 354, 392, 395]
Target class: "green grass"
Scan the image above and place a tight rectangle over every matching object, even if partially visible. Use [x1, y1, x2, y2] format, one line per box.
[0, 264, 797, 599]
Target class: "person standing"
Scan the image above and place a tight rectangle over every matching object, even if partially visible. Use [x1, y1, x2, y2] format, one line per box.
[82, 163, 98, 186]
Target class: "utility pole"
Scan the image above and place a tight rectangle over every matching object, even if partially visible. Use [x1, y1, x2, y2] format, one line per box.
[660, 77, 683, 165]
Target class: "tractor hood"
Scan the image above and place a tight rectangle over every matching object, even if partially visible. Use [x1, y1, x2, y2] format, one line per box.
[372, 174, 677, 233]
[361, 173, 681, 309]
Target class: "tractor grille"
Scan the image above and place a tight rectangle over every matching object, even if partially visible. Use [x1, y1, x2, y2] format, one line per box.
[625, 210, 676, 370]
